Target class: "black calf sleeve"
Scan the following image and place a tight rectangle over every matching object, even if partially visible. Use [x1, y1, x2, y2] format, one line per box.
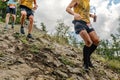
[89, 44, 97, 56]
[83, 45, 90, 65]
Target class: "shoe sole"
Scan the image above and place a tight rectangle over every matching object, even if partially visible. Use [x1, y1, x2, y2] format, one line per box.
[26, 37, 35, 41]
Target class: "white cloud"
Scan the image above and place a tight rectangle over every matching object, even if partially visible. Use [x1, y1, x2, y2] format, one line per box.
[34, 0, 120, 39]
[35, 0, 73, 33]
[91, 0, 120, 39]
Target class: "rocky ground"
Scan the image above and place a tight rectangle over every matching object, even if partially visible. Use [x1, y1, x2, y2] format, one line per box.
[0, 23, 120, 80]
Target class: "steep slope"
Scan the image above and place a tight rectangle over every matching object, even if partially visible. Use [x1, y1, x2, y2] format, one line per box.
[0, 23, 120, 80]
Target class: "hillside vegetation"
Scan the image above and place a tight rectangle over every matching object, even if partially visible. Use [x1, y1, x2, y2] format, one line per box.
[0, 22, 120, 80]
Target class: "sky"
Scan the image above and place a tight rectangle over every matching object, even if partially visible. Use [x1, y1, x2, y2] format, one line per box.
[34, 0, 120, 39]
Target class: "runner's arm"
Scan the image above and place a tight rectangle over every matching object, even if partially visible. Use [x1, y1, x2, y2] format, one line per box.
[33, 0, 38, 10]
[66, 0, 77, 15]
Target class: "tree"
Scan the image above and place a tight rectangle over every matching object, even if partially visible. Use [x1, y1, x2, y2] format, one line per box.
[53, 19, 70, 44]
[0, 1, 7, 19]
[68, 34, 78, 48]
[41, 22, 47, 33]
[55, 19, 70, 38]
[97, 20, 120, 60]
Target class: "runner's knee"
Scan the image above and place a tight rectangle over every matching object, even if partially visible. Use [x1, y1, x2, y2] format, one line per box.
[6, 14, 10, 17]
[29, 16, 34, 22]
[21, 11, 26, 16]
[85, 40, 92, 47]
[93, 38, 100, 45]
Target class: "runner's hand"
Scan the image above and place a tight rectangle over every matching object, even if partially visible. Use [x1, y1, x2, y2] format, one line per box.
[33, 4, 38, 10]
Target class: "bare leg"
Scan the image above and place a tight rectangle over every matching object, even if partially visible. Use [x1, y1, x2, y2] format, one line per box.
[26, 15, 34, 39]
[11, 14, 16, 28]
[20, 11, 27, 27]
[5, 13, 10, 28]
[89, 31, 99, 46]
[12, 14, 16, 24]
[79, 30, 93, 47]
[20, 11, 26, 34]
[28, 15, 34, 34]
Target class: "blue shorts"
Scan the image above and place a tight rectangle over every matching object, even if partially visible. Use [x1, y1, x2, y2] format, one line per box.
[72, 20, 94, 34]
[20, 5, 34, 19]
[6, 6, 16, 15]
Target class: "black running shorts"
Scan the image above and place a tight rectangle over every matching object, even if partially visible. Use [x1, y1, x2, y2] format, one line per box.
[72, 20, 94, 34]
[20, 5, 34, 19]
[6, 6, 16, 14]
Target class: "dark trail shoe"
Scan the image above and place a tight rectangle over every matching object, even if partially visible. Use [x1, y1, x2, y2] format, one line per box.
[20, 26, 25, 34]
[83, 64, 89, 71]
[26, 34, 35, 42]
[89, 61, 94, 68]
[11, 23, 14, 29]
[4, 25, 8, 30]
[27, 33, 32, 38]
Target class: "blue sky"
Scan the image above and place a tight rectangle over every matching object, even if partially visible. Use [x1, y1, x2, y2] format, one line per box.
[35, 0, 120, 39]
[108, 0, 120, 8]
[110, 0, 120, 5]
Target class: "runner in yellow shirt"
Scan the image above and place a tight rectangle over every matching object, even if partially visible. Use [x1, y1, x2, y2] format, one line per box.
[66, 0, 100, 70]
[19, 0, 38, 39]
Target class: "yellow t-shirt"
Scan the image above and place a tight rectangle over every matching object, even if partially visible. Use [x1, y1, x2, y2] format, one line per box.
[20, 0, 34, 9]
[74, 0, 90, 23]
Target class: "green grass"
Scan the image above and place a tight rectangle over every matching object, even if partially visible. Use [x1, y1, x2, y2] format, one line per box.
[93, 54, 120, 73]
[0, 53, 4, 57]
[29, 44, 40, 54]
[107, 60, 120, 73]
[51, 36, 69, 45]
[13, 32, 21, 39]
[20, 36, 28, 44]
[59, 56, 75, 67]
[93, 54, 106, 62]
